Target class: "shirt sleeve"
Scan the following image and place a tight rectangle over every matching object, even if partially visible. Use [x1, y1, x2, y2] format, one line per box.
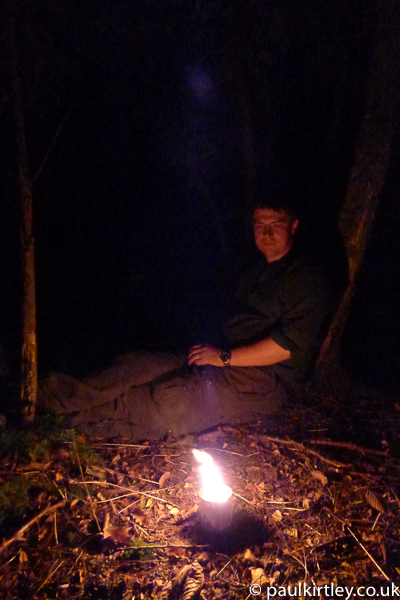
[268, 263, 333, 371]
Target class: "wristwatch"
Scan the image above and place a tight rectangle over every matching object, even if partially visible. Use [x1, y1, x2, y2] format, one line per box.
[220, 349, 231, 367]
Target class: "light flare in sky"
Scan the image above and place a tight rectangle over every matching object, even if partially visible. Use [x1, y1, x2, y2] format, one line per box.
[187, 66, 215, 103]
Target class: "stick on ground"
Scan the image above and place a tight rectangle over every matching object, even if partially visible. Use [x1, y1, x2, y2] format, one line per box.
[0, 500, 67, 554]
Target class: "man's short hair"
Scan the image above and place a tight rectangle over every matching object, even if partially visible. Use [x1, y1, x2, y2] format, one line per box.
[250, 200, 298, 223]
[248, 181, 299, 227]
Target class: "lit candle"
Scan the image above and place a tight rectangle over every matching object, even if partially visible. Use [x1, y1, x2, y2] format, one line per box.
[192, 449, 233, 531]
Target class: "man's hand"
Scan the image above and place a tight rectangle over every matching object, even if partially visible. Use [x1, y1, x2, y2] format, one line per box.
[188, 345, 223, 367]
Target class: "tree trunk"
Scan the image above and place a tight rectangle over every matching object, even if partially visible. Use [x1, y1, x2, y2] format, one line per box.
[6, 0, 38, 422]
[316, 0, 400, 376]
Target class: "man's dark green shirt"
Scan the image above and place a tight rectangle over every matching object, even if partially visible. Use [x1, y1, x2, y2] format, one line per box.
[223, 250, 334, 384]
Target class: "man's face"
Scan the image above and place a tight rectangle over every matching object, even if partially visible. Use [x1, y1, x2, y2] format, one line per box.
[253, 208, 299, 263]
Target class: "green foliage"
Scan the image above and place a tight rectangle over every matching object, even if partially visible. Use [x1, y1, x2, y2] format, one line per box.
[32, 438, 51, 462]
[123, 538, 155, 559]
[69, 484, 88, 500]
[0, 413, 102, 468]
[0, 415, 104, 529]
[0, 475, 60, 526]
[64, 530, 81, 548]
[69, 438, 103, 468]
[69, 484, 95, 500]
[0, 413, 75, 461]
[0, 477, 32, 525]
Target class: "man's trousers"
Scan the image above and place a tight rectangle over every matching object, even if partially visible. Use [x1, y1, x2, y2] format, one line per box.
[40, 352, 285, 440]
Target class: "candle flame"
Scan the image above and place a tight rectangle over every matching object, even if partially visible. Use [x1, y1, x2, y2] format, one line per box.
[192, 449, 231, 503]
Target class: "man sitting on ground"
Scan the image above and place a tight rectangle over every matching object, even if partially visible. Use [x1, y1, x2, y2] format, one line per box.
[41, 200, 333, 440]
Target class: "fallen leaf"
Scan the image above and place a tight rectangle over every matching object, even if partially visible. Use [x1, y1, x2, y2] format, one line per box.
[38, 528, 48, 541]
[272, 510, 282, 522]
[169, 507, 179, 516]
[312, 470, 328, 486]
[169, 546, 185, 558]
[181, 560, 204, 599]
[103, 514, 132, 544]
[197, 552, 209, 564]
[283, 528, 298, 537]
[86, 466, 107, 481]
[381, 542, 387, 563]
[243, 549, 256, 562]
[245, 483, 256, 493]
[129, 507, 148, 526]
[268, 570, 281, 586]
[250, 567, 268, 587]
[365, 489, 383, 512]
[17, 461, 52, 471]
[159, 472, 170, 488]
[104, 524, 132, 544]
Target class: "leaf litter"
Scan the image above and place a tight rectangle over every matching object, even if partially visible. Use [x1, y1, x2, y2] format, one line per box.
[1, 386, 400, 598]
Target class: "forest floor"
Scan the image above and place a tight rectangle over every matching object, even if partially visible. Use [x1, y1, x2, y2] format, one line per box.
[1, 376, 400, 599]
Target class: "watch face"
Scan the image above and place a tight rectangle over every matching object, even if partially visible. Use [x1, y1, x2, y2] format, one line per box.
[220, 350, 231, 365]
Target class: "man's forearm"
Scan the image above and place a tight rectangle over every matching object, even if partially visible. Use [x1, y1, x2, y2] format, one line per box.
[187, 338, 290, 367]
[230, 338, 290, 367]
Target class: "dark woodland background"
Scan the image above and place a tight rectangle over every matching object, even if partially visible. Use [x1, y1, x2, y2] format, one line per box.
[1, 0, 400, 393]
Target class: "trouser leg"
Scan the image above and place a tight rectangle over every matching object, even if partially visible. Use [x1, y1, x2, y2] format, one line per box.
[39, 352, 185, 415]
[71, 364, 284, 440]
[82, 352, 185, 389]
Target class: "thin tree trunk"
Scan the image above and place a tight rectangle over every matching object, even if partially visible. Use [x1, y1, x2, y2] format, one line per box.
[316, 0, 400, 375]
[6, 0, 37, 422]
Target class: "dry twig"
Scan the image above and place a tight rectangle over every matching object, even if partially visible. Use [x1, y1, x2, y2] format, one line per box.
[0, 500, 67, 554]
[76, 480, 180, 508]
[74, 440, 101, 532]
[213, 556, 235, 578]
[259, 435, 352, 468]
[33, 559, 65, 597]
[232, 491, 256, 507]
[307, 439, 391, 458]
[347, 526, 391, 583]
